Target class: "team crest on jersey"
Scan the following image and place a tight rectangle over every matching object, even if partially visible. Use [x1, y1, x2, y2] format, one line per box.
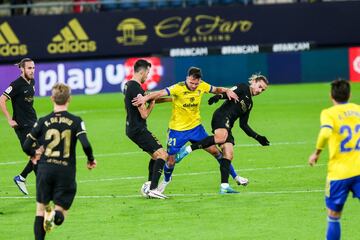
[5, 86, 12, 94]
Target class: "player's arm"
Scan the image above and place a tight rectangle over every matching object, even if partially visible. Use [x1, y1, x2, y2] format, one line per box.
[308, 126, 332, 166]
[132, 89, 168, 106]
[239, 112, 270, 146]
[137, 99, 155, 119]
[155, 97, 172, 104]
[208, 86, 239, 105]
[22, 122, 43, 163]
[23, 134, 37, 157]
[78, 133, 97, 170]
[211, 86, 239, 101]
[0, 94, 18, 128]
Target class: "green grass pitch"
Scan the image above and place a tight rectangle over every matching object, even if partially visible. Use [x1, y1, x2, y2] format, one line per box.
[0, 82, 359, 239]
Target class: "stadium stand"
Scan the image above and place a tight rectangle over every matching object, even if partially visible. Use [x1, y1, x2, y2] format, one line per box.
[0, 0, 313, 17]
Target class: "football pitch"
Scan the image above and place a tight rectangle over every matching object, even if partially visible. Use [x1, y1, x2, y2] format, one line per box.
[1, 82, 359, 240]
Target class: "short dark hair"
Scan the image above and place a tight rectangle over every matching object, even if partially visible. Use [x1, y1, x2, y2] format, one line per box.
[134, 59, 151, 73]
[15, 58, 33, 68]
[188, 67, 202, 79]
[331, 79, 350, 103]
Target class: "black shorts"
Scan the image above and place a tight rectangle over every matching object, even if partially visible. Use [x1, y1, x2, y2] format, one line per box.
[15, 127, 39, 148]
[211, 116, 235, 145]
[36, 166, 76, 210]
[127, 128, 163, 154]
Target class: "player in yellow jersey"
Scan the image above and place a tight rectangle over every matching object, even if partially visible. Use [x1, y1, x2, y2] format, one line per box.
[132, 67, 249, 193]
[308, 79, 360, 240]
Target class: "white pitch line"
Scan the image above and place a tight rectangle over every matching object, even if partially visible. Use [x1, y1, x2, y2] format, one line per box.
[0, 189, 324, 200]
[0, 141, 309, 165]
[1, 163, 325, 190]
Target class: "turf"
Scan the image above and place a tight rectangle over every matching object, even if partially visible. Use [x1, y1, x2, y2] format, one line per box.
[0, 82, 359, 240]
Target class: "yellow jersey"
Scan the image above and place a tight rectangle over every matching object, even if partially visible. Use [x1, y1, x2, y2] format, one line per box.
[165, 81, 213, 131]
[316, 103, 360, 180]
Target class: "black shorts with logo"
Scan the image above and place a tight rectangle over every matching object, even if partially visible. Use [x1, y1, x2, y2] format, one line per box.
[211, 115, 235, 145]
[36, 165, 76, 210]
[127, 128, 163, 154]
[15, 126, 39, 148]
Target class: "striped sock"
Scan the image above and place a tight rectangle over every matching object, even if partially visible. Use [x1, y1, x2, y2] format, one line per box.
[163, 163, 174, 182]
[326, 216, 341, 240]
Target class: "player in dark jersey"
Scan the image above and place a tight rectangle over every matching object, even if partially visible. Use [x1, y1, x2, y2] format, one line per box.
[176, 74, 270, 193]
[0, 58, 37, 195]
[22, 83, 97, 240]
[124, 59, 168, 199]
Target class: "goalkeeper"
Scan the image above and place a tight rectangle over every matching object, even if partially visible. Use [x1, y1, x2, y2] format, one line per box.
[176, 74, 270, 193]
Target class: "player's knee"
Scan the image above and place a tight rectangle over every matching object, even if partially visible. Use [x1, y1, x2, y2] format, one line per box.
[223, 153, 233, 160]
[167, 155, 176, 166]
[215, 134, 227, 143]
[54, 210, 65, 226]
[158, 150, 168, 160]
[327, 209, 341, 218]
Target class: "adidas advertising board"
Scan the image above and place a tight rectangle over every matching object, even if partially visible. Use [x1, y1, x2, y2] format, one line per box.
[0, 2, 359, 62]
[0, 22, 27, 57]
[47, 19, 96, 54]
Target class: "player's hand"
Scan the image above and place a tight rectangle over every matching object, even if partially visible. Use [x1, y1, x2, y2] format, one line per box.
[8, 119, 18, 128]
[225, 89, 239, 103]
[308, 153, 319, 166]
[31, 146, 44, 165]
[132, 94, 146, 107]
[87, 160, 97, 170]
[208, 95, 221, 105]
[255, 135, 270, 146]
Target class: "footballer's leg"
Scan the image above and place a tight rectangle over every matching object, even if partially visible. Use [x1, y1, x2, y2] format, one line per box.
[54, 205, 67, 227]
[34, 202, 46, 240]
[204, 145, 249, 186]
[219, 143, 238, 194]
[158, 155, 175, 194]
[43, 204, 56, 232]
[326, 209, 342, 240]
[147, 148, 167, 199]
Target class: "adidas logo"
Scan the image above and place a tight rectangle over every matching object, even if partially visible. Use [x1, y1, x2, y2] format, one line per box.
[47, 18, 96, 54]
[0, 22, 27, 56]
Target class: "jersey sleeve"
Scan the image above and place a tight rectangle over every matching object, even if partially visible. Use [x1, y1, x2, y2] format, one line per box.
[125, 82, 143, 100]
[27, 119, 44, 141]
[166, 84, 180, 96]
[315, 109, 334, 150]
[2, 82, 18, 99]
[320, 109, 334, 130]
[199, 81, 212, 93]
[75, 117, 87, 138]
[23, 119, 43, 156]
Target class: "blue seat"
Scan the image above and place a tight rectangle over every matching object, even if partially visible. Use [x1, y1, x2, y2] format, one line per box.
[119, 0, 135, 9]
[155, 0, 168, 8]
[219, 0, 236, 4]
[187, 0, 208, 6]
[100, 0, 119, 11]
[169, 0, 183, 7]
[187, 0, 200, 6]
[138, 0, 153, 9]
